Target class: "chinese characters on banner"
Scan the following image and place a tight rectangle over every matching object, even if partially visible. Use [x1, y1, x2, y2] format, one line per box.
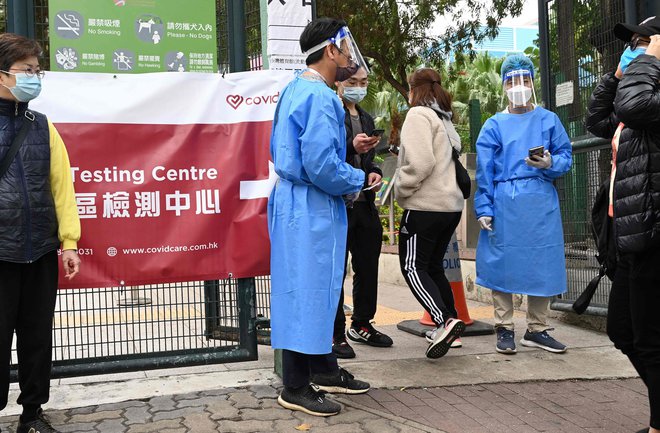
[31, 70, 293, 288]
[48, 0, 217, 73]
[267, 0, 313, 70]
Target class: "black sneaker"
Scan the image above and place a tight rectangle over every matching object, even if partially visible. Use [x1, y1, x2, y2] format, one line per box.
[426, 318, 465, 359]
[496, 328, 517, 354]
[332, 335, 356, 359]
[17, 409, 61, 433]
[278, 385, 341, 417]
[311, 367, 370, 395]
[347, 323, 393, 347]
[521, 330, 567, 353]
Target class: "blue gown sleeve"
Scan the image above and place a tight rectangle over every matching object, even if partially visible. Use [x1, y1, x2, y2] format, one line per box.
[474, 119, 498, 218]
[297, 92, 365, 196]
[543, 114, 573, 179]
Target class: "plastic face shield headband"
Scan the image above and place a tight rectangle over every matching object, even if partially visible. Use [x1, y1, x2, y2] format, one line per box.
[303, 26, 371, 75]
[503, 69, 535, 108]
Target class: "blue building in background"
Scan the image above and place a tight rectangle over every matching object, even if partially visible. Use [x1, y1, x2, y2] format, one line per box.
[473, 25, 539, 57]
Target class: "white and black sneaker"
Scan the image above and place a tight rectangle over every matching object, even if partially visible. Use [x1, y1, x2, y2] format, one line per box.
[347, 323, 393, 347]
[278, 385, 341, 417]
[311, 367, 370, 395]
[426, 318, 465, 359]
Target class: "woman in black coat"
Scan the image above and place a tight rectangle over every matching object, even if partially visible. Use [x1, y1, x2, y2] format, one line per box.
[586, 19, 660, 433]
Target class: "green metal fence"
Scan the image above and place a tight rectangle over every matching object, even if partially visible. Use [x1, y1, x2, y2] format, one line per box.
[4, 0, 273, 380]
[540, 0, 626, 315]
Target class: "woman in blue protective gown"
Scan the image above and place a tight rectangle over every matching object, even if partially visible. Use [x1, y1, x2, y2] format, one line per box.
[474, 54, 573, 355]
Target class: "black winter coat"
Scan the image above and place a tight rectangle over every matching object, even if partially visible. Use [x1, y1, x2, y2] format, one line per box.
[344, 104, 383, 207]
[586, 55, 660, 253]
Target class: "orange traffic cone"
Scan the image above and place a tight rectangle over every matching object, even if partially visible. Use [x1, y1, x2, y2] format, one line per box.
[399, 232, 493, 337]
[418, 280, 474, 326]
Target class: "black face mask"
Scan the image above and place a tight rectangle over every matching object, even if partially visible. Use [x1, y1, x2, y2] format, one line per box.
[334, 61, 359, 82]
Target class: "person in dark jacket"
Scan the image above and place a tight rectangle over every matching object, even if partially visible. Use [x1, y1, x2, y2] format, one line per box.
[331, 66, 393, 359]
[586, 17, 660, 433]
[0, 34, 81, 433]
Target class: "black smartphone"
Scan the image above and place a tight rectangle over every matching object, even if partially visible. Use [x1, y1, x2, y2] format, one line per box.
[528, 146, 545, 159]
[370, 129, 385, 137]
[388, 144, 399, 155]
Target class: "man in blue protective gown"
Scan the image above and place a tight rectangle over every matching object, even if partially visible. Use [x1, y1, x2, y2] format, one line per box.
[475, 54, 573, 355]
[268, 18, 371, 417]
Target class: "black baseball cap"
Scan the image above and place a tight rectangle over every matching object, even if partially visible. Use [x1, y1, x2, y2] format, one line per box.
[614, 16, 660, 42]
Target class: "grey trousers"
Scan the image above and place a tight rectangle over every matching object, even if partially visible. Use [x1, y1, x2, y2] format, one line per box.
[492, 291, 551, 333]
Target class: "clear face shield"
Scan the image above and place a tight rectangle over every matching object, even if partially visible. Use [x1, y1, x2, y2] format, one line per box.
[503, 69, 536, 109]
[303, 26, 371, 75]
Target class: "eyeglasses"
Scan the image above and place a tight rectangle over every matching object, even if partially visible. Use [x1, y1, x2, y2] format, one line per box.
[628, 36, 651, 51]
[9, 67, 45, 79]
[335, 46, 355, 63]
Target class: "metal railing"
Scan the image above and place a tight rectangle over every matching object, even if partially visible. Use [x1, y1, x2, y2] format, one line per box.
[2, 0, 273, 380]
[540, 0, 627, 315]
[10, 278, 259, 380]
[552, 138, 612, 316]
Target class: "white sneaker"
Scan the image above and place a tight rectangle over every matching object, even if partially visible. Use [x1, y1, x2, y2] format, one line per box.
[425, 318, 465, 359]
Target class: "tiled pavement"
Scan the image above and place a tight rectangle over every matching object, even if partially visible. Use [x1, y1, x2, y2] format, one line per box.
[0, 379, 649, 433]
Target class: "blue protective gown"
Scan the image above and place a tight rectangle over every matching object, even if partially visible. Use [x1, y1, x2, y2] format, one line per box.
[474, 106, 572, 297]
[268, 75, 365, 354]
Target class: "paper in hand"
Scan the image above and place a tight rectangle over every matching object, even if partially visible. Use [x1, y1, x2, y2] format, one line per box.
[362, 181, 383, 191]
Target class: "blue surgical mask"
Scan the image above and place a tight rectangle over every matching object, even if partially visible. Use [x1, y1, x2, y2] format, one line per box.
[342, 86, 367, 103]
[620, 47, 647, 73]
[3, 72, 42, 102]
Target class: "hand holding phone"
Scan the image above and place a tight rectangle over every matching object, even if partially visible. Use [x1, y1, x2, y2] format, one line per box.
[370, 129, 385, 137]
[528, 146, 545, 159]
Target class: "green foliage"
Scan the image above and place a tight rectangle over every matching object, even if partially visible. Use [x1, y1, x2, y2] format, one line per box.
[318, 0, 525, 102]
[446, 52, 505, 125]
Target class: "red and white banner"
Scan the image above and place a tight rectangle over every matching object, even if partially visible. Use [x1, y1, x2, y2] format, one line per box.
[32, 70, 293, 288]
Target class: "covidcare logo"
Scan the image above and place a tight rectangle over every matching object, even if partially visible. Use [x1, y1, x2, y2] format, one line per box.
[226, 92, 279, 110]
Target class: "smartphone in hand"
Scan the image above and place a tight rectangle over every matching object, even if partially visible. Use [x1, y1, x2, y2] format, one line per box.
[528, 146, 545, 159]
[370, 129, 385, 137]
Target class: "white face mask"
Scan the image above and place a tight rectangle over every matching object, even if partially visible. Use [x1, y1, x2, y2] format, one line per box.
[506, 85, 532, 107]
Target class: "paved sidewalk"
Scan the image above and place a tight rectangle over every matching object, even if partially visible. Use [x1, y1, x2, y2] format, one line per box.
[0, 378, 649, 433]
[0, 281, 645, 432]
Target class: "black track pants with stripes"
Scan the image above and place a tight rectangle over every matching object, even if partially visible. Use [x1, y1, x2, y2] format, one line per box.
[398, 210, 462, 328]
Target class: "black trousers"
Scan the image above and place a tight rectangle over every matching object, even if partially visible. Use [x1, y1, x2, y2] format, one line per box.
[334, 202, 383, 338]
[0, 251, 58, 411]
[607, 246, 660, 428]
[282, 350, 338, 389]
[398, 210, 462, 328]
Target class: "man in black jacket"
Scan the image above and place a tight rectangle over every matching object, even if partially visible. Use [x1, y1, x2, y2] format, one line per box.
[332, 66, 393, 358]
[586, 17, 660, 433]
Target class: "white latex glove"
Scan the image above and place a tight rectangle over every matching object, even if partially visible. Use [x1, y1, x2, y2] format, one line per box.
[478, 216, 493, 231]
[525, 150, 553, 169]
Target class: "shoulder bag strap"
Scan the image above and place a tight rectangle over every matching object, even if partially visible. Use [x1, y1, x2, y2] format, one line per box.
[0, 110, 35, 180]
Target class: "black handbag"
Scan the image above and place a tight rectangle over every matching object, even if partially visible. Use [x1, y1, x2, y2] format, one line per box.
[452, 148, 471, 199]
[0, 111, 34, 180]
[572, 177, 616, 314]
[435, 110, 471, 199]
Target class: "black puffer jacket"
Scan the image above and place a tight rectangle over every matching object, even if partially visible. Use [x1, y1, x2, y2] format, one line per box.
[586, 54, 660, 253]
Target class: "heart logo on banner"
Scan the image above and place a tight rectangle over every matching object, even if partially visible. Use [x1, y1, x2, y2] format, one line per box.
[226, 95, 245, 110]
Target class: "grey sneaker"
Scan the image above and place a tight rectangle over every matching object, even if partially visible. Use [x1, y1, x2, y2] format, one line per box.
[311, 367, 370, 395]
[425, 329, 462, 347]
[426, 318, 465, 359]
[278, 385, 341, 417]
[521, 330, 567, 353]
[496, 328, 516, 354]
